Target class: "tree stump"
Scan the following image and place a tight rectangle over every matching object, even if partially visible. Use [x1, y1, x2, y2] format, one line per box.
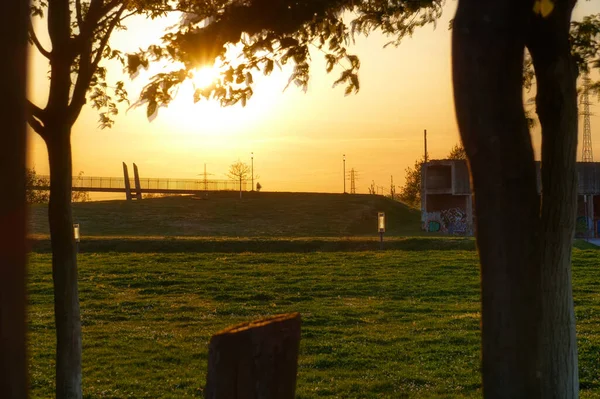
[205, 313, 301, 399]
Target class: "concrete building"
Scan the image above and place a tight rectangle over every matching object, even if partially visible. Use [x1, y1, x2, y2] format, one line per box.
[421, 160, 600, 236]
[421, 160, 473, 235]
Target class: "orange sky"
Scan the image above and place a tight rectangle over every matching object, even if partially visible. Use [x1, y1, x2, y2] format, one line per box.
[27, 1, 600, 196]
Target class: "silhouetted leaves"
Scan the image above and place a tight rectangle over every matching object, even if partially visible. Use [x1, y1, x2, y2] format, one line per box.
[448, 144, 466, 160]
[264, 59, 274, 75]
[571, 14, 600, 75]
[127, 54, 149, 76]
[131, 0, 446, 117]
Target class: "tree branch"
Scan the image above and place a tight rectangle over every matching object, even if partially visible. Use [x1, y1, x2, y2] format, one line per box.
[27, 99, 45, 120]
[29, 18, 51, 59]
[91, 5, 126, 73]
[47, 0, 71, 50]
[27, 114, 46, 138]
[68, 4, 126, 123]
[76, 0, 126, 54]
[94, 5, 129, 36]
[119, 10, 137, 22]
[76, 0, 83, 27]
[99, 0, 124, 18]
[77, 0, 108, 43]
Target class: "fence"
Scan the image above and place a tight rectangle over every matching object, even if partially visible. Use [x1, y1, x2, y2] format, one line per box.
[32, 176, 248, 193]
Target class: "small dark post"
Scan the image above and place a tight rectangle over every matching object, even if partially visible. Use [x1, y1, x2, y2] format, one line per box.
[133, 163, 142, 200]
[205, 313, 301, 399]
[122, 162, 132, 201]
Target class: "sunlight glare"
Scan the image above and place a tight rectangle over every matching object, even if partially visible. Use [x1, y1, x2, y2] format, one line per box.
[192, 67, 218, 89]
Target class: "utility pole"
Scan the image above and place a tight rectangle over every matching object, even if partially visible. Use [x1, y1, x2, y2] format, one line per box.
[390, 175, 395, 200]
[251, 152, 254, 191]
[343, 154, 346, 194]
[424, 129, 428, 163]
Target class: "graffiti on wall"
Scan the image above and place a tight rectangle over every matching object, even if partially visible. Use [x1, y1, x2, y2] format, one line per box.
[427, 220, 441, 232]
[442, 208, 467, 234]
[423, 208, 470, 235]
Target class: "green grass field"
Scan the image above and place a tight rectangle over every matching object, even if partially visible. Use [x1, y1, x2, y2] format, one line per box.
[27, 196, 600, 397]
[28, 249, 600, 398]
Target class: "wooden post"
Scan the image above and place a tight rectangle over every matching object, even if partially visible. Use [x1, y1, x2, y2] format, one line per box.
[133, 163, 142, 200]
[0, 0, 29, 395]
[122, 162, 132, 201]
[205, 313, 301, 399]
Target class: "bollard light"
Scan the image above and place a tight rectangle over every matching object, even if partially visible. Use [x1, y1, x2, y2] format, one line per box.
[73, 224, 80, 243]
[378, 212, 385, 233]
[378, 212, 385, 250]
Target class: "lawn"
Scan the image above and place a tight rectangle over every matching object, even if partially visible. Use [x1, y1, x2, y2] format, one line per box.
[28, 248, 600, 398]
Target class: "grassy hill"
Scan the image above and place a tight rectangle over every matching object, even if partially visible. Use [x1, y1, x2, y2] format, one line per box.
[29, 192, 422, 238]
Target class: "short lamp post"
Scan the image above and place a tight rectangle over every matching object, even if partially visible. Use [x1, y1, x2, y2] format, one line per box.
[378, 212, 385, 250]
[73, 224, 80, 253]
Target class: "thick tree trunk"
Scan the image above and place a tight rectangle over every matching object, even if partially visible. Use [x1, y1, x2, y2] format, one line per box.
[0, 0, 29, 396]
[45, 127, 82, 399]
[452, 0, 541, 397]
[528, 4, 579, 396]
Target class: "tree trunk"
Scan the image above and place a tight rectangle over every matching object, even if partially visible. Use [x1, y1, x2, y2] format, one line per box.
[45, 127, 82, 399]
[527, 4, 579, 396]
[0, 0, 29, 395]
[452, 1, 542, 397]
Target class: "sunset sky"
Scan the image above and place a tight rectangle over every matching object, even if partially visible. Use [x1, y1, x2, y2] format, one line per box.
[27, 1, 600, 196]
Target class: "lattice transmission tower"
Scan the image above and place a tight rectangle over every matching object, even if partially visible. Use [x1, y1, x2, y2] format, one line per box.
[582, 74, 594, 162]
[347, 168, 358, 194]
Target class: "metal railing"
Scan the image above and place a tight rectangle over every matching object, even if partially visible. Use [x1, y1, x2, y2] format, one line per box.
[32, 176, 248, 192]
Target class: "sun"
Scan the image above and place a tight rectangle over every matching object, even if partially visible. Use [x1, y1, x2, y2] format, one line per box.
[192, 67, 219, 89]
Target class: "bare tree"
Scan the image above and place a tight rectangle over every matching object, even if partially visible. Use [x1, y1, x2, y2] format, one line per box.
[227, 160, 251, 199]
